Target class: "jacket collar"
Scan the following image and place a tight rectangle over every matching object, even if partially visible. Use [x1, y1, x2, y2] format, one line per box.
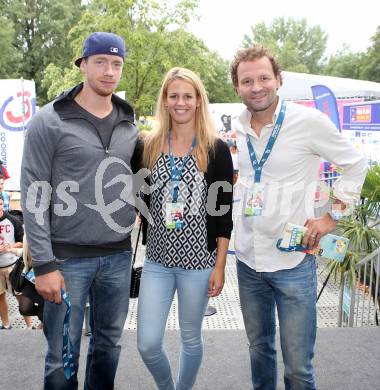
[53, 83, 135, 123]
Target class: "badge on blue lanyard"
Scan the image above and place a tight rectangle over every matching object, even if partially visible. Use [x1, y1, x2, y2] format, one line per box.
[166, 128, 196, 230]
[61, 289, 76, 380]
[244, 183, 265, 216]
[244, 101, 286, 217]
[276, 223, 307, 252]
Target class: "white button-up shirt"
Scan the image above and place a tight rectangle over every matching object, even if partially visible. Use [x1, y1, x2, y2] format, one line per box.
[233, 98, 368, 272]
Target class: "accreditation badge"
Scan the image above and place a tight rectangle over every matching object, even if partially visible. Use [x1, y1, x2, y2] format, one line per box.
[244, 183, 265, 216]
[165, 201, 185, 230]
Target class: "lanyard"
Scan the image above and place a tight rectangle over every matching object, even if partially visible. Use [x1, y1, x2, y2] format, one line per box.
[246, 100, 286, 183]
[276, 238, 305, 252]
[61, 289, 75, 380]
[168, 128, 196, 202]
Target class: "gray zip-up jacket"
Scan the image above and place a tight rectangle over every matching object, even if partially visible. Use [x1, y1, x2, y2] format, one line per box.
[21, 84, 139, 276]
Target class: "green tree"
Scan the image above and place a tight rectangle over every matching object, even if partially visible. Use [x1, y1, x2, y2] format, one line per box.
[199, 52, 239, 104]
[361, 26, 380, 82]
[1, 0, 85, 104]
[0, 16, 22, 78]
[323, 44, 366, 80]
[42, 0, 236, 116]
[243, 17, 328, 74]
[162, 29, 238, 105]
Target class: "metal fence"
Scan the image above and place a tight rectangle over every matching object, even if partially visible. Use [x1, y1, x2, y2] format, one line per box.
[338, 247, 380, 327]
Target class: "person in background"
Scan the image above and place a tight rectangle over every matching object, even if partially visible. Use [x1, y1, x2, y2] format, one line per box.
[0, 195, 23, 329]
[137, 67, 233, 390]
[11, 236, 44, 328]
[0, 175, 10, 212]
[9, 244, 34, 329]
[230, 45, 368, 390]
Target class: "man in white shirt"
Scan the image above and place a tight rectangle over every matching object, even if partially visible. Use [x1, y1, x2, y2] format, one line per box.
[230, 45, 368, 389]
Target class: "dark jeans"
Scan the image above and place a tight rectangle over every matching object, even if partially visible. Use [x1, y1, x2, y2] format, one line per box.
[43, 251, 132, 390]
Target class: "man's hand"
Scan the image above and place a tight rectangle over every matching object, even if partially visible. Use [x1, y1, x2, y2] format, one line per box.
[303, 214, 337, 249]
[35, 270, 66, 304]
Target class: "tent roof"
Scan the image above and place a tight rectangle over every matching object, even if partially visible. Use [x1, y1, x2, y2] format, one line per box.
[279, 71, 380, 100]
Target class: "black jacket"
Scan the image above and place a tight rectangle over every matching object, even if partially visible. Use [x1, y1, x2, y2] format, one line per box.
[138, 137, 234, 252]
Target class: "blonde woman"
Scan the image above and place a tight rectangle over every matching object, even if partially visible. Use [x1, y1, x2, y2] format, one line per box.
[137, 67, 233, 390]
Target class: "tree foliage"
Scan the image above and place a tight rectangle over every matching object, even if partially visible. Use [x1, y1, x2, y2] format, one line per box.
[0, 16, 22, 78]
[361, 26, 380, 82]
[42, 0, 237, 116]
[243, 17, 328, 74]
[323, 27, 380, 83]
[323, 44, 366, 80]
[1, 0, 85, 104]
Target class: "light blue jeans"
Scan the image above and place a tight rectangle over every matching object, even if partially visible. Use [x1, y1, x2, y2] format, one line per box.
[237, 254, 317, 390]
[137, 259, 213, 390]
[43, 251, 132, 390]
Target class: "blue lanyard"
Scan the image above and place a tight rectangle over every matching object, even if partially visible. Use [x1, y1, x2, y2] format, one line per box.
[168, 128, 196, 202]
[246, 100, 286, 183]
[61, 289, 75, 380]
[276, 239, 305, 252]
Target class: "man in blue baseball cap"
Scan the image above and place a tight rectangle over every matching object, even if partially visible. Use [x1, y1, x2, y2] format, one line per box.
[21, 31, 139, 389]
[74, 31, 126, 67]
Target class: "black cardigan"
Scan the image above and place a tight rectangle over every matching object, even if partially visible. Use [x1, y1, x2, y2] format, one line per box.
[132, 137, 234, 252]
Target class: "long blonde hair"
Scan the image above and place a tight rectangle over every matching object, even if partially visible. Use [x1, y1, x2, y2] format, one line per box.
[143, 67, 216, 172]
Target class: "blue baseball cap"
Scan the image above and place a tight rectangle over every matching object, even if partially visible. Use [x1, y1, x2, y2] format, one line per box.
[75, 32, 126, 67]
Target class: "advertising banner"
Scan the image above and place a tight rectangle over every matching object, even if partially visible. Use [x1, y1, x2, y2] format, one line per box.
[342, 101, 380, 163]
[311, 84, 341, 131]
[342, 101, 380, 131]
[0, 79, 36, 190]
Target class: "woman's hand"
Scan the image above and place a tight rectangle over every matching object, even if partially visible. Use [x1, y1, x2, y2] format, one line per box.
[208, 267, 225, 297]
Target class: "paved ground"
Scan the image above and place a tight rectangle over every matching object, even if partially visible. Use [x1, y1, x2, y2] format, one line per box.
[1, 229, 379, 389]
[4, 247, 342, 330]
[1, 327, 379, 390]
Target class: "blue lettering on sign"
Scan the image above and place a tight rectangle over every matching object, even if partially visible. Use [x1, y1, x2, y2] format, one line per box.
[0, 132, 7, 166]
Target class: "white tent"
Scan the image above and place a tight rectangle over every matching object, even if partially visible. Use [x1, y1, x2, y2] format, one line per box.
[279, 71, 380, 100]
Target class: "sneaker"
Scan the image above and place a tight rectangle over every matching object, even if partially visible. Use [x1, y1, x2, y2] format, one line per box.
[0, 325, 12, 330]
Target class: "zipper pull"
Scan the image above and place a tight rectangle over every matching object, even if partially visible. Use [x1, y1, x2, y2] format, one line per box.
[105, 147, 109, 155]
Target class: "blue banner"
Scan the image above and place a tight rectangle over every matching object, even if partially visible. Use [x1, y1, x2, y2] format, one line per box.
[311, 85, 341, 131]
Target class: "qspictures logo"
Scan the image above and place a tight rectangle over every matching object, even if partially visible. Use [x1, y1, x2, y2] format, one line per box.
[0, 90, 36, 131]
[24, 157, 232, 233]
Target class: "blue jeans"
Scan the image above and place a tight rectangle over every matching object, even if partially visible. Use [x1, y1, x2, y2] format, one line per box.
[237, 255, 317, 390]
[43, 251, 132, 390]
[137, 259, 212, 390]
